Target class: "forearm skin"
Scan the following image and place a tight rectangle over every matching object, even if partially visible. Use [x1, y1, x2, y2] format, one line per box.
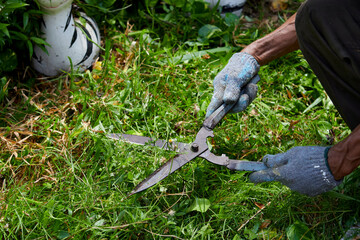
[328, 124, 360, 180]
[241, 13, 299, 66]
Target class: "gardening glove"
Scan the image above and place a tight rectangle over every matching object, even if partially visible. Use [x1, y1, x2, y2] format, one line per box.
[249, 146, 342, 197]
[206, 52, 260, 118]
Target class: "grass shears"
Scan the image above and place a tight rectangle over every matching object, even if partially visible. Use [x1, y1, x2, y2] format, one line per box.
[108, 75, 267, 196]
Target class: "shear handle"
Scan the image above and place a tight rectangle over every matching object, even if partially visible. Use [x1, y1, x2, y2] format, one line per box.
[203, 75, 260, 130]
[199, 149, 267, 171]
[203, 103, 234, 130]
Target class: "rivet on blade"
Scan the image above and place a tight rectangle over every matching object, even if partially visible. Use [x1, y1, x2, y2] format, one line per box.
[191, 143, 199, 152]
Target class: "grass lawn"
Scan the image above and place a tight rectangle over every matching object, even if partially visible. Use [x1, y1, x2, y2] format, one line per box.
[1, 0, 360, 239]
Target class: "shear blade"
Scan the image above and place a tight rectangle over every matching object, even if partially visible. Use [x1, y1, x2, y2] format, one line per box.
[128, 153, 190, 196]
[107, 133, 190, 153]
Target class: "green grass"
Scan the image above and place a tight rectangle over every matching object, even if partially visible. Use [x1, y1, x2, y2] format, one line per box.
[1, 0, 360, 239]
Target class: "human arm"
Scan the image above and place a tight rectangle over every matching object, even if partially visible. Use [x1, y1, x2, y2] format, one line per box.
[328, 124, 360, 180]
[206, 13, 300, 117]
[242, 13, 299, 66]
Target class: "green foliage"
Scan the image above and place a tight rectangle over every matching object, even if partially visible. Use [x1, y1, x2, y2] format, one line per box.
[77, 0, 243, 50]
[187, 198, 211, 213]
[0, 0, 44, 73]
[286, 221, 314, 240]
[0, 0, 359, 239]
[0, 76, 9, 102]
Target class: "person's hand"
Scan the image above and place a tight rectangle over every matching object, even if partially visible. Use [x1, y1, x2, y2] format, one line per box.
[249, 146, 342, 196]
[206, 52, 260, 118]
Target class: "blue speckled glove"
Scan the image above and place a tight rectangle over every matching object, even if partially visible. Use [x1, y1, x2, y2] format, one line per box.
[249, 146, 342, 197]
[206, 52, 260, 118]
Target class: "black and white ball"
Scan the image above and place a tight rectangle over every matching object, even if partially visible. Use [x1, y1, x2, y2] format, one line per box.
[32, 0, 100, 77]
[204, 0, 247, 17]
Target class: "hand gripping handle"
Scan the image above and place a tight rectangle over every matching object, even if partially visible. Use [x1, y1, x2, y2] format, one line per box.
[203, 75, 260, 130]
[203, 103, 234, 130]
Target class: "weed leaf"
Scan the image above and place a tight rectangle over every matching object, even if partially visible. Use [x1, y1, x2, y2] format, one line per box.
[286, 221, 314, 240]
[187, 198, 211, 213]
[198, 24, 222, 40]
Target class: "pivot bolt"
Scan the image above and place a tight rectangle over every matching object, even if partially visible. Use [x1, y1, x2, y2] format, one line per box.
[191, 143, 199, 152]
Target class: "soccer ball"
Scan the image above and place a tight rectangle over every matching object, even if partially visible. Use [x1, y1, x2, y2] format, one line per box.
[203, 0, 247, 17]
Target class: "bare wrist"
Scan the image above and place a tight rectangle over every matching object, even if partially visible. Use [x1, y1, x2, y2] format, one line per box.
[327, 124, 360, 180]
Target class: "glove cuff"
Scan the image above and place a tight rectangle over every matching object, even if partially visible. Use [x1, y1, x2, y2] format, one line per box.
[324, 146, 333, 175]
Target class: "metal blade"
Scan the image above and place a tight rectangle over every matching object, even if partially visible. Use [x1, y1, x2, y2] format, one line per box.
[226, 159, 268, 171]
[128, 154, 191, 196]
[128, 127, 213, 196]
[107, 133, 190, 153]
